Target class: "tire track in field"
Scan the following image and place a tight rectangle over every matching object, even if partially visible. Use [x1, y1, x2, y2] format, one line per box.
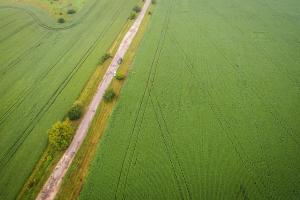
[167, 31, 269, 199]
[148, 95, 185, 199]
[0, 5, 78, 31]
[222, 5, 300, 145]
[0, 31, 51, 78]
[114, 3, 171, 199]
[149, 94, 192, 199]
[0, 0, 120, 134]
[183, 6, 299, 195]
[199, 5, 300, 148]
[114, 2, 191, 199]
[0, 0, 100, 31]
[0, 2, 127, 170]
[208, 2, 300, 92]
[0, 20, 34, 43]
[115, 25, 167, 199]
[0, 31, 59, 126]
[0, 12, 21, 24]
[0, 19, 17, 31]
[253, 0, 300, 42]
[202, 60, 272, 199]
[0, 31, 52, 126]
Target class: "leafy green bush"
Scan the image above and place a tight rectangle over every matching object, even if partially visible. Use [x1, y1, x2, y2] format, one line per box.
[133, 5, 141, 13]
[99, 53, 112, 65]
[68, 101, 83, 120]
[152, 0, 157, 4]
[103, 89, 116, 102]
[67, 9, 76, 14]
[57, 18, 65, 23]
[129, 12, 137, 20]
[115, 72, 126, 80]
[48, 120, 74, 151]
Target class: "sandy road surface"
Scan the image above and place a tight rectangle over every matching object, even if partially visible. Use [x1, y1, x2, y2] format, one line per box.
[36, 0, 151, 199]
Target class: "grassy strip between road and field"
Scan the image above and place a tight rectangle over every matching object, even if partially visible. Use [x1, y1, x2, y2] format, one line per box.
[17, 2, 152, 200]
[55, 5, 153, 200]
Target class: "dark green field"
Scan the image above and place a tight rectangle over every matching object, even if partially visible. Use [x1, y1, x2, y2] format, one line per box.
[80, 0, 300, 199]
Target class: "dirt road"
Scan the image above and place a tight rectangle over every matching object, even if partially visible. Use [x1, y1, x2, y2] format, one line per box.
[36, 1, 151, 199]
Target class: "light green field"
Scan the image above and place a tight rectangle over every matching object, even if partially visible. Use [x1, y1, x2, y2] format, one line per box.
[0, 0, 139, 199]
[80, 0, 300, 199]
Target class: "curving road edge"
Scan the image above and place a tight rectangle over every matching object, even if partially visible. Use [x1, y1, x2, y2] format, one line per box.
[36, 0, 151, 199]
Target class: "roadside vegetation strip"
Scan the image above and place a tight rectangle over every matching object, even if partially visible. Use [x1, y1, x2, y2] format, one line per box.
[55, 5, 153, 199]
[17, 12, 135, 200]
[36, 0, 151, 199]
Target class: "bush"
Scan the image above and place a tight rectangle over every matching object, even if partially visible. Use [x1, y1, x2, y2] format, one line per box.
[115, 72, 126, 80]
[68, 101, 83, 120]
[129, 12, 136, 20]
[152, 0, 157, 4]
[133, 5, 141, 13]
[67, 9, 76, 14]
[99, 53, 112, 65]
[48, 120, 74, 151]
[57, 18, 65, 23]
[103, 89, 116, 102]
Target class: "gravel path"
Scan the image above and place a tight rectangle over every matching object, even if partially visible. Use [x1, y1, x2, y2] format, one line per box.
[36, 1, 151, 199]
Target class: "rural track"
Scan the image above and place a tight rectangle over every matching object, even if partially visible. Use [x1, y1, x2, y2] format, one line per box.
[36, 0, 152, 199]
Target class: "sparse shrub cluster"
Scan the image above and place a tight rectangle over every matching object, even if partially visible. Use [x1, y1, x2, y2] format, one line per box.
[67, 9, 76, 14]
[129, 12, 137, 20]
[103, 89, 116, 102]
[133, 5, 141, 13]
[99, 53, 112, 65]
[57, 18, 65, 23]
[48, 119, 74, 151]
[129, 5, 142, 20]
[67, 101, 83, 120]
[115, 71, 126, 80]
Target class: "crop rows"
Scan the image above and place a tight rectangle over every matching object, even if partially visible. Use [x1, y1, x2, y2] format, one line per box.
[80, 0, 300, 199]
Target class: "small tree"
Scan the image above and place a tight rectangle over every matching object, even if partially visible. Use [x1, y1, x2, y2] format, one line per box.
[133, 5, 141, 13]
[68, 101, 83, 120]
[48, 120, 74, 151]
[115, 71, 126, 80]
[129, 12, 136, 20]
[57, 18, 65, 23]
[99, 53, 112, 65]
[103, 89, 116, 102]
[67, 9, 76, 14]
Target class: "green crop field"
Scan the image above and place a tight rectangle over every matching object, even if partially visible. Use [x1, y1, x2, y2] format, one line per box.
[80, 0, 300, 199]
[0, 0, 139, 199]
